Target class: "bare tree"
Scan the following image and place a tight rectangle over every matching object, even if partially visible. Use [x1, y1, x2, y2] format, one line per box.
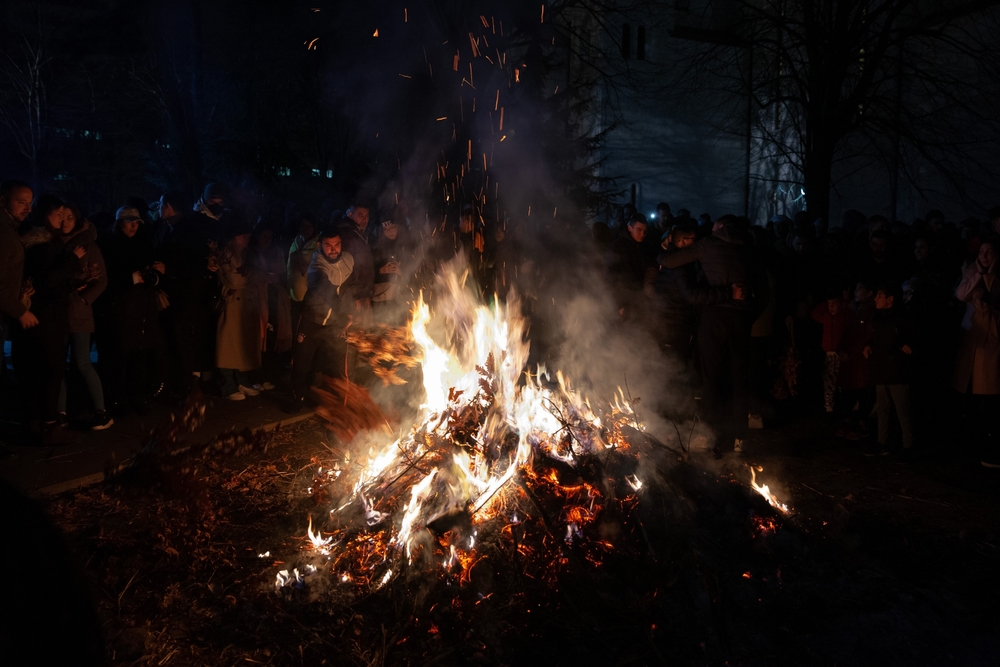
[666, 0, 1000, 221]
[0, 3, 54, 185]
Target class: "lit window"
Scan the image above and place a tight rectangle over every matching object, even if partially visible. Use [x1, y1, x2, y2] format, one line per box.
[326, 169, 333, 178]
[311, 168, 321, 177]
[278, 167, 291, 176]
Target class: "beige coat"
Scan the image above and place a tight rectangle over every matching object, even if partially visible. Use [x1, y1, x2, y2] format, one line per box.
[953, 262, 1000, 395]
[216, 249, 265, 372]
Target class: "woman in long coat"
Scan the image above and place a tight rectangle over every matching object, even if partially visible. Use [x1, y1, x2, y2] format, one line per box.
[953, 240, 1000, 467]
[212, 220, 265, 400]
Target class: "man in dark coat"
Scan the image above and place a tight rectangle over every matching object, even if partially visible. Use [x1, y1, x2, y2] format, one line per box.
[154, 191, 217, 394]
[0, 181, 37, 335]
[661, 215, 768, 432]
[654, 222, 738, 360]
[608, 213, 656, 322]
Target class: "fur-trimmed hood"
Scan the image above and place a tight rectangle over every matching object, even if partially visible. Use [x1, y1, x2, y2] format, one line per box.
[20, 225, 55, 249]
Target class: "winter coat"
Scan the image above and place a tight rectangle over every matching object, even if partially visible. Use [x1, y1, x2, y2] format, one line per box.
[608, 233, 655, 314]
[839, 300, 874, 390]
[953, 261, 1000, 394]
[653, 260, 730, 332]
[303, 250, 354, 327]
[62, 223, 107, 334]
[660, 223, 769, 316]
[99, 228, 163, 350]
[21, 226, 76, 324]
[287, 234, 318, 302]
[154, 214, 216, 317]
[338, 221, 375, 302]
[868, 307, 914, 385]
[215, 247, 264, 372]
[0, 207, 26, 320]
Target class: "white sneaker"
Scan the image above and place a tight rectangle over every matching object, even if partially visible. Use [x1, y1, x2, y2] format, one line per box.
[260, 382, 276, 391]
[238, 384, 260, 397]
[226, 391, 246, 401]
[734, 438, 744, 453]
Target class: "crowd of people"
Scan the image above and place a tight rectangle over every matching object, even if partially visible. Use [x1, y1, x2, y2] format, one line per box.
[602, 202, 1000, 467]
[0, 180, 506, 447]
[1, 177, 997, 468]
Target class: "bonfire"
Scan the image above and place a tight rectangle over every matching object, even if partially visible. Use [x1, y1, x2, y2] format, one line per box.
[277, 265, 656, 594]
[274, 263, 790, 597]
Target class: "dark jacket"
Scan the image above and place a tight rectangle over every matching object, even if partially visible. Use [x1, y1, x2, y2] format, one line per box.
[303, 250, 355, 327]
[63, 223, 107, 334]
[338, 221, 375, 302]
[868, 307, 914, 385]
[608, 233, 654, 312]
[654, 260, 731, 329]
[0, 207, 26, 320]
[661, 222, 769, 315]
[21, 226, 76, 323]
[154, 214, 216, 315]
[99, 228, 163, 349]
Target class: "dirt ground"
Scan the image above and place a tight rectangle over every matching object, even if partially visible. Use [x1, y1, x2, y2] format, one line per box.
[11, 411, 1000, 666]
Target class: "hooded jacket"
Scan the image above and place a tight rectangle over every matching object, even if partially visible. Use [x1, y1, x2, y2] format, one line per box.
[0, 207, 26, 320]
[303, 250, 354, 327]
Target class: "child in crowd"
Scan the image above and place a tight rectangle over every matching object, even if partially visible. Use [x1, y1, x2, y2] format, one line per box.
[863, 282, 914, 456]
[810, 287, 848, 414]
[838, 281, 876, 439]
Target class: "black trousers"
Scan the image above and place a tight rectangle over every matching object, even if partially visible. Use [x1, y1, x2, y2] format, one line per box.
[291, 319, 347, 394]
[162, 304, 214, 390]
[697, 306, 752, 420]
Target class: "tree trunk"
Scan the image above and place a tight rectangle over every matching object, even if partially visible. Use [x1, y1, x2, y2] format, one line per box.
[803, 141, 833, 223]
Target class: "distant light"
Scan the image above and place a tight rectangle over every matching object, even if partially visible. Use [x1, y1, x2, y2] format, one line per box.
[373, 29, 379, 37]
[278, 167, 290, 177]
[649, 213, 656, 219]
[311, 168, 320, 177]
[326, 169, 333, 178]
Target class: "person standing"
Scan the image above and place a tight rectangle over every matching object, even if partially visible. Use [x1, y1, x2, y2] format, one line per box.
[953, 241, 1000, 467]
[291, 228, 354, 403]
[608, 213, 655, 323]
[653, 221, 738, 360]
[99, 210, 167, 414]
[338, 204, 375, 316]
[155, 191, 216, 395]
[661, 215, 768, 437]
[18, 195, 79, 445]
[210, 218, 265, 401]
[863, 282, 914, 457]
[0, 181, 38, 379]
[58, 204, 111, 429]
[287, 212, 320, 327]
